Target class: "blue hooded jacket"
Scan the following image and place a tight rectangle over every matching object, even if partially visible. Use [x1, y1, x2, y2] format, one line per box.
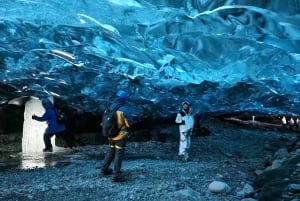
[34, 99, 66, 134]
[109, 98, 133, 126]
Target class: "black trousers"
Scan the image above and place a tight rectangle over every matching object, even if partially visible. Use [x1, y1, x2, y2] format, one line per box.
[44, 130, 73, 150]
[102, 138, 127, 178]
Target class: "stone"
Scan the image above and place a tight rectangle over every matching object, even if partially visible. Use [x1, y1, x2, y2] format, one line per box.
[237, 183, 254, 198]
[288, 183, 300, 193]
[208, 181, 231, 193]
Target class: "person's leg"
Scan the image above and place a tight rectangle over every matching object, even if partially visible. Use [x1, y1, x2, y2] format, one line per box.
[102, 141, 115, 175]
[179, 132, 187, 156]
[186, 135, 191, 150]
[185, 130, 193, 159]
[113, 139, 126, 182]
[43, 133, 55, 152]
[185, 136, 191, 160]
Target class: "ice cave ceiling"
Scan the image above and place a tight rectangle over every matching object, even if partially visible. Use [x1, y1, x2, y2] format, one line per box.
[1, 0, 300, 118]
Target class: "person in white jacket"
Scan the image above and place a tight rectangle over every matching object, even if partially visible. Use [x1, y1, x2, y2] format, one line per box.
[175, 101, 194, 162]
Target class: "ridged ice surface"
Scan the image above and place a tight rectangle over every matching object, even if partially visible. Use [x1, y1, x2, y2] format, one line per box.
[1, 0, 300, 117]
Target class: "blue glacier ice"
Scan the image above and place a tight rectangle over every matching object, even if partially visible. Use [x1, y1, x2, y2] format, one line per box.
[1, 0, 300, 118]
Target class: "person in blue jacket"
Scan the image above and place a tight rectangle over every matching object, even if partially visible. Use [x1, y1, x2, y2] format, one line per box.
[32, 98, 72, 152]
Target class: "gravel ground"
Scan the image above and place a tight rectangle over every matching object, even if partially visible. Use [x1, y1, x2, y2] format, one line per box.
[0, 123, 283, 201]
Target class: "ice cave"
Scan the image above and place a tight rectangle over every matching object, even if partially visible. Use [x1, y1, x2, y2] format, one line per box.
[1, 1, 300, 201]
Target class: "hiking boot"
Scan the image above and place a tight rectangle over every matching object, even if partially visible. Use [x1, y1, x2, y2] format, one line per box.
[181, 157, 189, 162]
[102, 168, 113, 176]
[112, 175, 126, 183]
[178, 155, 184, 161]
[178, 155, 189, 162]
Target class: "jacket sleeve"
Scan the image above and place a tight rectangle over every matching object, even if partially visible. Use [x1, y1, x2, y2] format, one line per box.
[186, 115, 195, 129]
[122, 110, 132, 128]
[34, 110, 52, 122]
[175, 113, 183, 124]
[118, 106, 132, 128]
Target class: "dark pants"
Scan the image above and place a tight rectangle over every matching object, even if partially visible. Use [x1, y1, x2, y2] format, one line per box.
[44, 130, 73, 150]
[44, 133, 55, 150]
[102, 138, 127, 178]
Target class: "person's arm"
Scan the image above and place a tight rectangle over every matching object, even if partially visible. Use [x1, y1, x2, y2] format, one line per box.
[32, 110, 51, 122]
[175, 112, 185, 125]
[122, 109, 133, 128]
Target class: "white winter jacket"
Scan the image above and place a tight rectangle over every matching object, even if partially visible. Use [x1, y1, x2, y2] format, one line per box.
[175, 108, 195, 133]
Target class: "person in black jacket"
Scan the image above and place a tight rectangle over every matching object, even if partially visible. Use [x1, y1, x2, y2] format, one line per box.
[102, 90, 133, 182]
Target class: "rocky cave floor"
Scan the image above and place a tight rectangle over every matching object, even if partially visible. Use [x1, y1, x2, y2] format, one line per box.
[0, 122, 298, 201]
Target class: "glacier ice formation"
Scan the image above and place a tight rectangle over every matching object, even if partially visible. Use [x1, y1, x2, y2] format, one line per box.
[0, 0, 300, 119]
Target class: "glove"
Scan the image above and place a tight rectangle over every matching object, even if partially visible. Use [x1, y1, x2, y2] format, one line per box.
[32, 115, 37, 120]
